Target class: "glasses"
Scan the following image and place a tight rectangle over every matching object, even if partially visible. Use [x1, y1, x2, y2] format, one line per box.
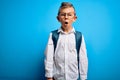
[59, 13, 75, 18]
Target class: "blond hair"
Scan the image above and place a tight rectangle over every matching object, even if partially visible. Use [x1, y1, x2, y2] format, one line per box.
[58, 2, 76, 15]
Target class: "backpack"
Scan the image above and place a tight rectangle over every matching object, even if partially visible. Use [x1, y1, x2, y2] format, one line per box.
[51, 29, 82, 79]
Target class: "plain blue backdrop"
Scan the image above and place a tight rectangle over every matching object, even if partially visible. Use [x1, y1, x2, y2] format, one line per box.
[0, 0, 120, 80]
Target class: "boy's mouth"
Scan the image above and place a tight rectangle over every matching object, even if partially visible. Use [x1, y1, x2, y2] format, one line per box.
[65, 22, 68, 24]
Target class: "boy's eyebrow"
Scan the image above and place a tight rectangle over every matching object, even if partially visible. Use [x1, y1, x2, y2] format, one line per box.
[59, 12, 75, 14]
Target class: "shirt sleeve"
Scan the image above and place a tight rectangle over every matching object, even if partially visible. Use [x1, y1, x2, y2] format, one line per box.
[44, 33, 54, 78]
[79, 35, 88, 80]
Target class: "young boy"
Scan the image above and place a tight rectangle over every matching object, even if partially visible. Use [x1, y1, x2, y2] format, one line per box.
[45, 2, 88, 80]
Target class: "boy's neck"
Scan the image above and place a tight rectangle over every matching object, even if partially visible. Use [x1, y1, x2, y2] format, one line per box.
[61, 26, 73, 33]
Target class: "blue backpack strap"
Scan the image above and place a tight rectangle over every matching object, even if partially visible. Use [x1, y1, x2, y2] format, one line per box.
[75, 31, 82, 80]
[75, 31, 82, 56]
[51, 30, 60, 52]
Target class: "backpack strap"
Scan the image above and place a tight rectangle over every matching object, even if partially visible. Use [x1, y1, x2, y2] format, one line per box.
[75, 31, 82, 80]
[75, 31, 82, 56]
[51, 30, 59, 52]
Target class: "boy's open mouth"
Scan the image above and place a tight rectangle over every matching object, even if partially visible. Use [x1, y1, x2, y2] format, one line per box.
[65, 22, 68, 24]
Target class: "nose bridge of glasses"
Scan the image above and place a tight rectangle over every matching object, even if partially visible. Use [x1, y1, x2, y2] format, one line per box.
[65, 13, 68, 17]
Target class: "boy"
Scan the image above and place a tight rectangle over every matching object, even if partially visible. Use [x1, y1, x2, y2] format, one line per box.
[45, 2, 88, 80]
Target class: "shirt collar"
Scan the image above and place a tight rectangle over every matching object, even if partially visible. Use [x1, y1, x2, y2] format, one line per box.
[58, 27, 76, 34]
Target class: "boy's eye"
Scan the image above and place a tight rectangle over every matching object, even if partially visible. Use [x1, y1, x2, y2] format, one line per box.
[59, 13, 74, 17]
[67, 14, 72, 16]
[60, 14, 65, 16]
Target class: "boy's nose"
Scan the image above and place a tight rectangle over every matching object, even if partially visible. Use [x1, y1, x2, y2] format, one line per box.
[65, 14, 68, 18]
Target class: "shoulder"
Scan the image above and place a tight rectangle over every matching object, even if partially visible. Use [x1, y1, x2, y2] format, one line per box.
[49, 29, 58, 36]
[51, 29, 58, 33]
[75, 30, 82, 34]
[51, 29, 60, 36]
[75, 31, 82, 37]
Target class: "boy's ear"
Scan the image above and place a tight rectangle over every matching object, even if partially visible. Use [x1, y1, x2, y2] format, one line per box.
[73, 16, 77, 22]
[57, 16, 60, 21]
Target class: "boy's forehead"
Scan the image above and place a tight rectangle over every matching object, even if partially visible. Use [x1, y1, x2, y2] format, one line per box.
[60, 7, 75, 13]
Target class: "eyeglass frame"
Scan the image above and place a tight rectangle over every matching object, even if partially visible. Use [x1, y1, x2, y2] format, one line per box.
[58, 12, 76, 18]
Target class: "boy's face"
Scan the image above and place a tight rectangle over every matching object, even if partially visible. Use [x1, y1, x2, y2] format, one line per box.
[57, 7, 77, 29]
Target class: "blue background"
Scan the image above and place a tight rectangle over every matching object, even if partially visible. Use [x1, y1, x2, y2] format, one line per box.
[0, 0, 120, 80]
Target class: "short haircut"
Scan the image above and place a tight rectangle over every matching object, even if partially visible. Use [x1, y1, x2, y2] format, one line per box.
[58, 2, 76, 15]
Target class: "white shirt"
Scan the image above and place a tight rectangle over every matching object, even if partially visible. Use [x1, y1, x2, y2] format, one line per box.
[45, 28, 88, 80]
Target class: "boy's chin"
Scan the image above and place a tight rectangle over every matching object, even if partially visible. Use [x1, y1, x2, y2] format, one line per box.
[64, 24, 69, 26]
[62, 24, 69, 27]
[62, 25, 71, 30]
